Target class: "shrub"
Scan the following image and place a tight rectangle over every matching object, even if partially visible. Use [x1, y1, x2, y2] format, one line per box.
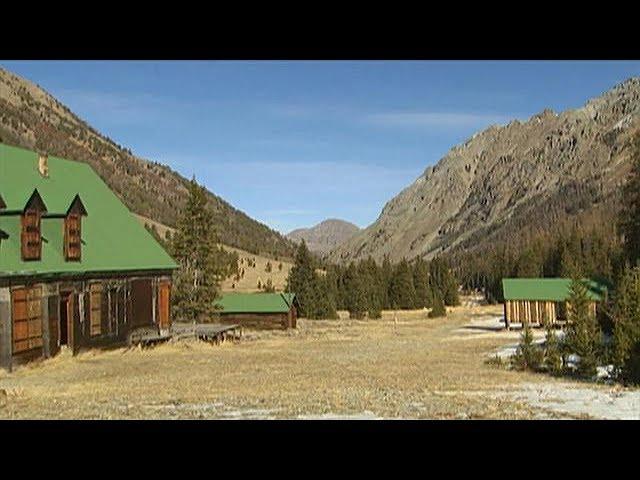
[511, 324, 544, 372]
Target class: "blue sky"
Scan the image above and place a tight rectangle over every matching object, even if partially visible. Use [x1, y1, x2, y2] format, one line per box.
[2, 61, 640, 233]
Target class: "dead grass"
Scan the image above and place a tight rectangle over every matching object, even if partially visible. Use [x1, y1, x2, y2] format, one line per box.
[0, 302, 579, 419]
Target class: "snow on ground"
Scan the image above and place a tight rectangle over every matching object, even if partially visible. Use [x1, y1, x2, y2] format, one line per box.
[501, 383, 640, 420]
[455, 312, 640, 419]
[297, 411, 382, 420]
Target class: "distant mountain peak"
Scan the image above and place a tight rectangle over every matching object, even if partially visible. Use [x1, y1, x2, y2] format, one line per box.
[287, 219, 360, 255]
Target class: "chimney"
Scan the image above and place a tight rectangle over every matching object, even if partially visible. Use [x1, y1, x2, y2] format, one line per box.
[38, 153, 49, 178]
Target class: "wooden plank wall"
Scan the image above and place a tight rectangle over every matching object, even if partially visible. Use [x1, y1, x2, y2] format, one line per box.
[505, 300, 558, 327]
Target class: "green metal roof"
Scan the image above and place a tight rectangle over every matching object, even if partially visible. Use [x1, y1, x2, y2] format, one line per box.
[216, 292, 296, 314]
[0, 143, 178, 278]
[502, 278, 607, 302]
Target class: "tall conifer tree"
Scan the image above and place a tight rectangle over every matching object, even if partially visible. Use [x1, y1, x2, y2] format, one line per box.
[171, 177, 226, 322]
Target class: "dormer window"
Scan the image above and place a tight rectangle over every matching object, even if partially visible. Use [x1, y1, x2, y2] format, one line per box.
[64, 195, 87, 262]
[21, 189, 48, 261]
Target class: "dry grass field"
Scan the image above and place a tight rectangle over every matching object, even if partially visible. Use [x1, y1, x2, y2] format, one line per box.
[6, 299, 635, 419]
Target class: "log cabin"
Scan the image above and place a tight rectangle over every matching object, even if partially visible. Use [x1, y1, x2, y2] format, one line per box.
[0, 143, 178, 371]
[216, 292, 298, 330]
[501, 278, 607, 329]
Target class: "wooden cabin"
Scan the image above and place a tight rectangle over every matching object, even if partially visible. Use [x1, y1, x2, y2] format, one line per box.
[216, 292, 298, 330]
[501, 278, 607, 329]
[0, 144, 178, 371]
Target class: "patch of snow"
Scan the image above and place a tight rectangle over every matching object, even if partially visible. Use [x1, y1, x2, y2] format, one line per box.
[502, 383, 640, 420]
[298, 410, 383, 420]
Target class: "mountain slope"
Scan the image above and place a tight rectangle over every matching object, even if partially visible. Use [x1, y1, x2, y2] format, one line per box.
[287, 219, 360, 255]
[329, 78, 640, 264]
[0, 66, 295, 258]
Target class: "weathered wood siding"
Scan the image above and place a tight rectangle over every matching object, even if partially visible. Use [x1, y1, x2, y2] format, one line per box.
[218, 311, 292, 330]
[0, 274, 173, 370]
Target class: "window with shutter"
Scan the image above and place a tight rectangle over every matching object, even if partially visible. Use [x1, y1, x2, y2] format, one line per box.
[21, 209, 42, 261]
[65, 214, 82, 261]
[89, 283, 102, 336]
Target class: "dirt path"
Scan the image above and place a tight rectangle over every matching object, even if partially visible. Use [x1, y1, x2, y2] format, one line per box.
[0, 302, 636, 419]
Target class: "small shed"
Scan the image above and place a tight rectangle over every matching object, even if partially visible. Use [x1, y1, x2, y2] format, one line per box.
[501, 278, 607, 329]
[216, 292, 298, 330]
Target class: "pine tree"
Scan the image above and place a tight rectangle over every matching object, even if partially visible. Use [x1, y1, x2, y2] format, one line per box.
[263, 278, 275, 293]
[429, 257, 460, 306]
[565, 277, 602, 378]
[543, 323, 564, 376]
[380, 255, 393, 309]
[170, 177, 226, 323]
[428, 289, 446, 318]
[362, 257, 383, 319]
[413, 257, 431, 309]
[511, 323, 544, 371]
[611, 266, 640, 384]
[344, 262, 368, 319]
[285, 240, 318, 318]
[389, 259, 417, 309]
[515, 248, 542, 278]
[620, 134, 640, 266]
[316, 274, 339, 320]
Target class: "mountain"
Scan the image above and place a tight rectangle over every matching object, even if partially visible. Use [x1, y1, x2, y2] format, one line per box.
[287, 219, 360, 255]
[329, 78, 640, 264]
[0, 66, 295, 259]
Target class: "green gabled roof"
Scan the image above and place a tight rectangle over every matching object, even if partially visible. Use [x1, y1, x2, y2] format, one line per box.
[502, 278, 607, 302]
[0, 143, 178, 278]
[216, 292, 295, 314]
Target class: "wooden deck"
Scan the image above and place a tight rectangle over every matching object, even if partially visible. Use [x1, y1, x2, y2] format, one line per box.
[128, 323, 242, 347]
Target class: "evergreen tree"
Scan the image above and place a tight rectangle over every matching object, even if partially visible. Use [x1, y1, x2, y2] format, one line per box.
[413, 257, 431, 308]
[565, 277, 602, 378]
[344, 262, 368, 319]
[380, 255, 393, 309]
[430, 257, 460, 306]
[511, 323, 544, 371]
[515, 248, 542, 278]
[316, 273, 339, 320]
[611, 266, 640, 384]
[389, 259, 417, 309]
[263, 278, 275, 293]
[620, 134, 640, 266]
[543, 323, 564, 376]
[428, 289, 446, 318]
[170, 177, 226, 323]
[285, 240, 319, 318]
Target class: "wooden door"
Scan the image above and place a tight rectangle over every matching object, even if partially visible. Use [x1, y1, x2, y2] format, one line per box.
[158, 281, 171, 330]
[11, 286, 43, 355]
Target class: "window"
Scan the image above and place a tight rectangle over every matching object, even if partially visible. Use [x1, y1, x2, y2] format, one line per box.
[64, 195, 87, 262]
[12, 286, 44, 354]
[64, 214, 82, 261]
[21, 209, 42, 261]
[89, 283, 103, 336]
[20, 189, 47, 262]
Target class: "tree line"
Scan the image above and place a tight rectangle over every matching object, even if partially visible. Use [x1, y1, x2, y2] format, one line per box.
[285, 240, 459, 320]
